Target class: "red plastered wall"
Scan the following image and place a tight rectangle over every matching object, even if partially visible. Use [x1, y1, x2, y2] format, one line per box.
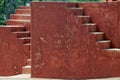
[31, 2, 120, 79]
[0, 27, 27, 76]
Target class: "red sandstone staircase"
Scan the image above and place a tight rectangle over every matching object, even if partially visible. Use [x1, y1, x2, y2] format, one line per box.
[1, 3, 120, 76]
[0, 6, 31, 74]
[22, 58, 31, 74]
[18, 5, 119, 75]
[68, 5, 120, 53]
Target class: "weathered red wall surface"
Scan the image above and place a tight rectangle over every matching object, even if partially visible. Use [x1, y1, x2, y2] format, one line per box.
[0, 27, 27, 76]
[31, 2, 120, 79]
[31, 2, 70, 78]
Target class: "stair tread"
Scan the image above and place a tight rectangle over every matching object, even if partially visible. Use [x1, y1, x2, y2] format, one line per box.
[0, 25, 24, 27]
[105, 48, 120, 54]
[23, 66, 31, 68]
[8, 19, 30, 22]
[97, 40, 111, 43]
[13, 31, 30, 33]
[69, 7, 83, 9]
[11, 14, 31, 16]
[19, 37, 31, 40]
[27, 59, 31, 61]
[76, 15, 90, 17]
[24, 43, 31, 45]
[83, 23, 97, 26]
[90, 32, 104, 34]
[105, 48, 120, 51]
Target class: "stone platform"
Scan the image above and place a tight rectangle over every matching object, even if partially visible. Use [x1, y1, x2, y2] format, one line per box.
[0, 74, 120, 80]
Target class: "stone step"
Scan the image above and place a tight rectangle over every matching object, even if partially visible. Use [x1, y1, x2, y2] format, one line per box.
[13, 31, 30, 38]
[69, 7, 83, 15]
[83, 23, 97, 32]
[24, 43, 31, 51]
[105, 48, 120, 57]
[22, 66, 31, 74]
[24, 43, 31, 58]
[0, 25, 26, 32]
[105, 48, 120, 52]
[76, 15, 90, 23]
[90, 32, 104, 41]
[6, 19, 30, 26]
[27, 59, 31, 66]
[19, 6, 30, 9]
[15, 9, 31, 14]
[19, 37, 31, 44]
[96, 40, 111, 49]
[10, 14, 31, 20]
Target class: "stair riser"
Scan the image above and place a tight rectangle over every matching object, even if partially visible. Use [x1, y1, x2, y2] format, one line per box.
[24, 45, 30, 51]
[24, 45, 31, 59]
[20, 39, 31, 44]
[15, 33, 30, 38]
[96, 42, 111, 49]
[78, 17, 90, 24]
[95, 34, 104, 41]
[87, 25, 97, 32]
[25, 26, 31, 31]
[22, 67, 31, 74]
[7, 20, 30, 26]
[91, 34, 104, 41]
[10, 27, 25, 32]
[27, 59, 31, 66]
[10, 15, 31, 20]
[15, 10, 31, 14]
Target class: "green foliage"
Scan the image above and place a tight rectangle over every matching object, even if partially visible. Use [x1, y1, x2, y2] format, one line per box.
[0, 0, 102, 25]
[0, 20, 6, 25]
[5, 0, 25, 19]
[0, 0, 5, 20]
[0, 0, 31, 25]
[0, 0, 6, 25]
[42, 0, 101, 2]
